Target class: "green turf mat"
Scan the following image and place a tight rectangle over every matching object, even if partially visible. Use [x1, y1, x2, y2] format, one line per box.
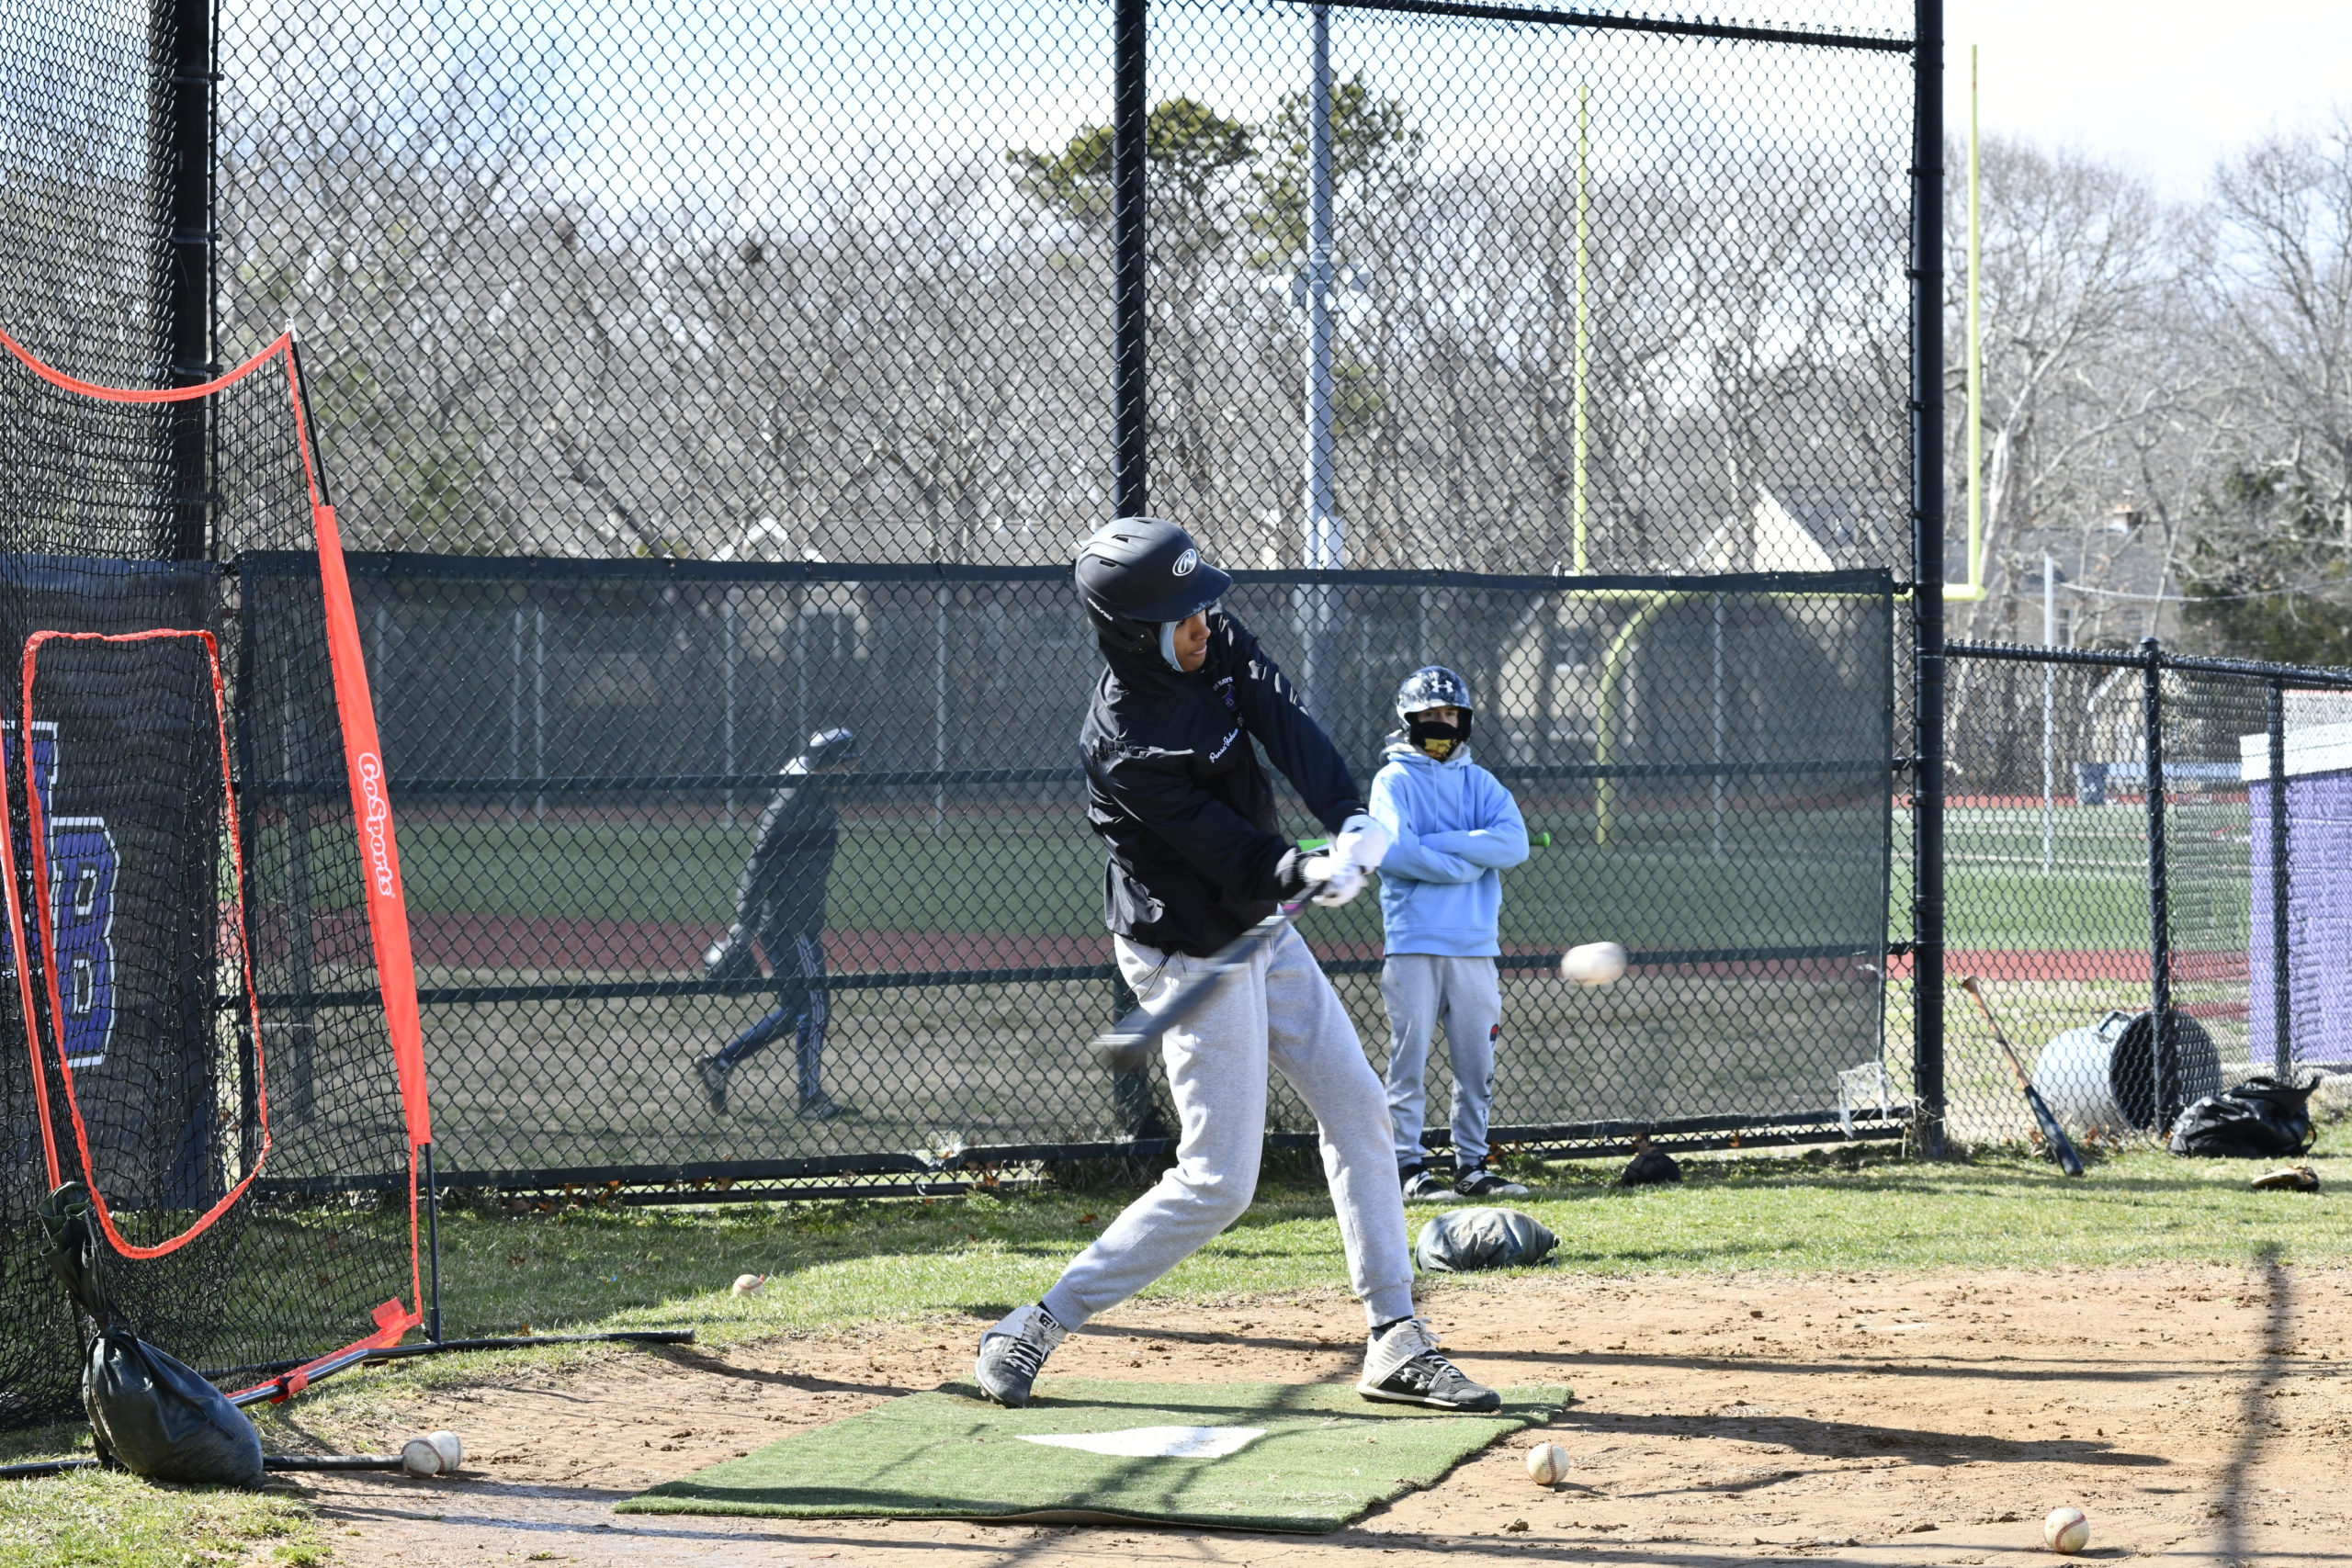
[616, 1378, 1568, 1534]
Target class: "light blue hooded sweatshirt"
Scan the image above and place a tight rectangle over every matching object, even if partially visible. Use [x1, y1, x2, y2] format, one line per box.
[1366, 737, 1530, 957]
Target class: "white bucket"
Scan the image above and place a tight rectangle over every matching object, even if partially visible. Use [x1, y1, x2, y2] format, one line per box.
[2033, 1010, 2221, 1134]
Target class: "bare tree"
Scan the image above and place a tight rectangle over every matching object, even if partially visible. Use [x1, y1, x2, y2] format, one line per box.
[1941, 136, 2180, 642]
[2177, 107, 2352, 662]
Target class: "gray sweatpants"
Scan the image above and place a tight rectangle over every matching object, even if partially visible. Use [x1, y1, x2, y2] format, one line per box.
[1040, 925, 1416, 1331]
[1380, 953, 1503, 1168]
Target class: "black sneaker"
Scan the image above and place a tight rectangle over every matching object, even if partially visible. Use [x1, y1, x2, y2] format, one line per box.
[1358, 1317, 1500, 1412]
[696, 1055, 731, 1114]
[975, 1303, 1068, 1407]
[799, 1094, 858, 1121]
[1402, 1165, 1458, 1202]
[1454, 1161, 1527, 1198]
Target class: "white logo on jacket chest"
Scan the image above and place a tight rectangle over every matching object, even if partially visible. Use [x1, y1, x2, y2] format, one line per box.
[1207, 727, 1240, 761]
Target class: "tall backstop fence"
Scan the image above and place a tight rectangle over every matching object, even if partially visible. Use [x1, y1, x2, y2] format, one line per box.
[327, 559, 1895, 1190]
[6, 0, 1942, 1425]
[1931, 640, 2352, 1149]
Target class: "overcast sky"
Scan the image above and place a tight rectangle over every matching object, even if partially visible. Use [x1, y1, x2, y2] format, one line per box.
[1944, 0, 2352, 196]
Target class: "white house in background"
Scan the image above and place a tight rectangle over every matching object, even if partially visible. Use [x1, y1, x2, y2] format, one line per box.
[1751, 486, 1879, 571]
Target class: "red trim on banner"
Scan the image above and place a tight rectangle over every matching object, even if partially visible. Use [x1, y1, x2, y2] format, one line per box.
[283, 353, 429, 1151]
[23, 629, 272, 1259]
[285, 344, 429, 1325]
[0, 324, 290, 404]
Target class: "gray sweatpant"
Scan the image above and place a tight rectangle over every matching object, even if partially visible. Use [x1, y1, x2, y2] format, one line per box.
[1380, 953, 1503, 1168]
[1040, 925, 1416, 1331]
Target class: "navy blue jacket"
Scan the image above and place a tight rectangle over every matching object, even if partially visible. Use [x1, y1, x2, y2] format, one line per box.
[735, 769, 836, 942]
[1082, 608, 1365, 956]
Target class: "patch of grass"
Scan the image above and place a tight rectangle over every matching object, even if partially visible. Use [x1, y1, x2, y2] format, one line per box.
[307, 1122, 2352, 1361]
[0, 1468, 322, 1568]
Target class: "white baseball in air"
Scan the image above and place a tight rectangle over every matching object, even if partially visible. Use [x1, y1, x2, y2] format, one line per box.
[731, 1273, 765, 1297]
[2043, 1506, 2090, 1554]
[428, 1430, 463, 1472]
[1524, 1439, 1571, 1486]
[1560, 942, 1627, 986]
[401, 1436, 444, 1477]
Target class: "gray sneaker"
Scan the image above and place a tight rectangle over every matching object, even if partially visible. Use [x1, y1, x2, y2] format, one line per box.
[1358, 1317, 1500, 1412]
[975, 1303, 1068, 1407]
[1454, 1161, 1527, 1198]
[1401, 1166, 1459, 1202]
[696, 1055, 731, 1114]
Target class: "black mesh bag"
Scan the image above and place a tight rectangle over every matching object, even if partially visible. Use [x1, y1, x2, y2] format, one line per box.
[38, 1183, 264, 1487]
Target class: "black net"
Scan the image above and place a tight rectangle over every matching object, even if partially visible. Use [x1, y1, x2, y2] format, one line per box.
[0, 0, 174, 387]
[0, 339, 422, 1429]
[322, 558, 1892, 1184]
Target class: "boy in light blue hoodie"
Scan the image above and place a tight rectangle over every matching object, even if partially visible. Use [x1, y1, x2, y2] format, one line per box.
[1368, 667, 1531, 1201]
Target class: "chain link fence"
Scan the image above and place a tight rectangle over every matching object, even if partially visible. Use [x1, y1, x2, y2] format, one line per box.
[216, 0, 1917, 572]
[1932, 641, 2352, 1151]
[305, 559, 1893, 1189]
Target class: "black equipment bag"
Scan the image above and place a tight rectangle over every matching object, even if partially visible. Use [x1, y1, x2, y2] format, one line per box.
[2167, 1076, 2318, 1160]
[37, 1184, 264, 1487]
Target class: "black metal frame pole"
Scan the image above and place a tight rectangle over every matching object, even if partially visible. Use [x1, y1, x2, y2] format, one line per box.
[1111, 0, 1148, 518]
[2141, 637, 2175, 1130]
[2267, 680, 2290, 1077]
[423, 1142, 443, 1342]
[1907, 0, 1946, 1157]
[162, 0, 216, 558]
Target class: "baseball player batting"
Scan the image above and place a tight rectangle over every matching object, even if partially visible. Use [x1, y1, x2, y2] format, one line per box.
[696, 727, 857, 1119]
[972, 516, 1500, 1415]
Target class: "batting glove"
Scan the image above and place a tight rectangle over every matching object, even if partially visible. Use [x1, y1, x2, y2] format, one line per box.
[1302, 852, 1363, 907]
[1333, 812, 1392, 872]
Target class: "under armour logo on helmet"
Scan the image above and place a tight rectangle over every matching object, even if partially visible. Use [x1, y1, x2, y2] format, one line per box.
[1171, 547, 1198, 576]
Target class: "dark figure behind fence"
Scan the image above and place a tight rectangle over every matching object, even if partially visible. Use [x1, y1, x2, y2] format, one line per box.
[697, 728, 858, 1118]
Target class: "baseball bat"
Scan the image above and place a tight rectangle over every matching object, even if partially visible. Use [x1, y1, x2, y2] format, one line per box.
[1957, 975, 2086, 1178]
[1091, 886, 1322, 1072]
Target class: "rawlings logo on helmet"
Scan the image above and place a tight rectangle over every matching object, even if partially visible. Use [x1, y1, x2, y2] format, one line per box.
[1171, 547, 1198, 577]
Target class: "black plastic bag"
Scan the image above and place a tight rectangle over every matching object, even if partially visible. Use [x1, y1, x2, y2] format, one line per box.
[2167, 1076, 2317, 1160]
[38, 1184, 265, 1488]
[1413, 1206, 1557, 1273]
[1620, 1139, 1682, 1186]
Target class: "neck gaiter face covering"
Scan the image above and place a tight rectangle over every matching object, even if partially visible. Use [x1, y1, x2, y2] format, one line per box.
[1407, 711, 1469, 761]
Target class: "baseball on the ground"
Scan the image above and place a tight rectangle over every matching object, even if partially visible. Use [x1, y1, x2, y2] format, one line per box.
[401, 1436, 444, 1477]
[1524, 1439, 1571, 1485]
[731, 1273, 765, 1297]
[2043, 1506, 2090, 1554]
[427, 1430, 463, 1472]
[1560, 942, 1627, 986]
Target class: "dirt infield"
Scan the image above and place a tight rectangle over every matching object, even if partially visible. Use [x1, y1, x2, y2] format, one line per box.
[285, 1262, 2348, 1566]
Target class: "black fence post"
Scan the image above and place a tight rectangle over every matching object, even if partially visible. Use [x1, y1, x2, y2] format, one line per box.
[2267, 679, 2290, 1078]
[2141, 637, 2175, 1131]
[1112, 0, 1148, 518]
[1907, 0, 1946, 1157]
[162, 0, 215, 559]
[422, 1142, 443, 1342]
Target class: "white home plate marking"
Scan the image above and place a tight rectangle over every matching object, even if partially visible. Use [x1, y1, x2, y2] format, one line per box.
[1019, 1426, 1267, 1460]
